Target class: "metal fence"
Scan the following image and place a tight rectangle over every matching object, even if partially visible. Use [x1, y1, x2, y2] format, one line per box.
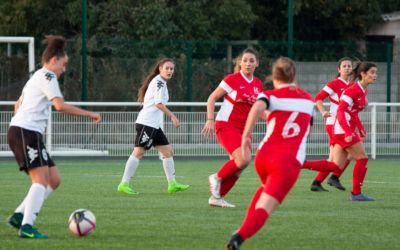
[1, 102, 399, 159]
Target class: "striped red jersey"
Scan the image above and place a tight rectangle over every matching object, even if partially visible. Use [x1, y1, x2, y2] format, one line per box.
[257, 84, 314, 164]
[215, 71, 263, 130]
[315, 77, 351, 125]
[334, 82, 368, 136]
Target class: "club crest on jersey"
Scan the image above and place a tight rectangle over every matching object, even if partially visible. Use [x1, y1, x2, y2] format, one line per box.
[254, 87, 260, 94]
[44, 72, 55, 81]
[157, 81, 164, 90]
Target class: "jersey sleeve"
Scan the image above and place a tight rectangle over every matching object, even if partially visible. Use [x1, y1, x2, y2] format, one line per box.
[218, 74, 236, 94]
[315, 89, 330, 101]
[153, 80, 167, 104]
[42, 75, 63, 101]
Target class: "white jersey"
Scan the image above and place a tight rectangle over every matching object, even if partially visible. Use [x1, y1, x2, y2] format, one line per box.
[10, 68, 63, 134]
[136, 74, 169, 129]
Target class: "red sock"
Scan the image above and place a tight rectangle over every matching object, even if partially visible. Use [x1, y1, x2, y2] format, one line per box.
[334, 159, 351, 177]
[352, 158, 368, 195]
[303, 160, 339, 172]
[238, 208, 269, 240]
[314, 171, 329, 182]
[243, 187, 263, 221]
[217, 159, 240, 180]
[220, 174, 239, 196]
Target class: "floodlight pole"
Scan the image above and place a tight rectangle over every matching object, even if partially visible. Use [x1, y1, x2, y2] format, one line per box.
[81, 0, 88, 102]
[288, 0, 294, 58]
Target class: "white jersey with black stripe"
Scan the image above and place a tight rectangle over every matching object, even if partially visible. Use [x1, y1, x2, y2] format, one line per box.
[10, 68, 63, 134]
[136, 74, 169, 129]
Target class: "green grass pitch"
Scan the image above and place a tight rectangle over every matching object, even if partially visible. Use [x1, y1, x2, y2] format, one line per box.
[0, 159, 399, 249]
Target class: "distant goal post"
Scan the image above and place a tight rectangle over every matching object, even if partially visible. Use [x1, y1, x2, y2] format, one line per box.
[0, 36, 35, 76]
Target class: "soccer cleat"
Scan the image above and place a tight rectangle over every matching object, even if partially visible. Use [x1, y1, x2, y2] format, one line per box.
[208, 196, 236, 208]
[7, 212, 23, 229]
[327, 175, 346, 191]
[349, 193, 375, 201]
[226, 233, 244, 250]
[117, 182, 139, 195]
[209, 174, 221, 198]
[18, 224, 48, 239]
[310, 182, 329, 192]
[168, 181, 190, 193]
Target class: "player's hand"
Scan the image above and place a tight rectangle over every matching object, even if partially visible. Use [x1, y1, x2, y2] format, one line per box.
[359, 129, 367, 139]
[241, 135, 252, 160]
[344, 135, 352, 143]
[89, 112, 101, 124]
[322, 111, 331, 118]
[201, 120, 215, 139]
[170, 115, 180, 128]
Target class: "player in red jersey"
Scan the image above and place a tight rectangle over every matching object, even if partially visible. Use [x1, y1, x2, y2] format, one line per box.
[226, 57, 314, 249]
[332, 61, 377, 201]
[202, 48, 263, 208]
[307, 58, 354, 192]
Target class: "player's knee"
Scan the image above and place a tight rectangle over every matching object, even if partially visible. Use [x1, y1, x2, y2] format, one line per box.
[235, 157, 251, 169]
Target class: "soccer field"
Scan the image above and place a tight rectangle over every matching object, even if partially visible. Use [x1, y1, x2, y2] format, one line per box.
[0, 159, 399, 250]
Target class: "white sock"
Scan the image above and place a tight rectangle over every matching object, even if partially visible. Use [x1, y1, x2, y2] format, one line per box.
[44, 186, 54, 200]
[162, 157, 176, 183]
[15, 186, 54, 214]
[21, 183, 46, 226]
[121, 155, 140, 183]
[15, 197, 27, 214]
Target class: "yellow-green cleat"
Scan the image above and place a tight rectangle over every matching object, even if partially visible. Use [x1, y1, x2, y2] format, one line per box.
[19, 224, 48, 239]
[168, 181, 190, 193]
[117, 182, 139, 195]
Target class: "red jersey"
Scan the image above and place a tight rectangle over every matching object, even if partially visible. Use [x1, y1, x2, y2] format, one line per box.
[315, 77, 351, 125]
[257, 84, 314, 164]
[215, 71, 263, 130]
[334, 82, 368, 136]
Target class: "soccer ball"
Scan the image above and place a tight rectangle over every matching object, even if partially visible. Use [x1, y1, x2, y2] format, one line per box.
[68, 208, 96, 237]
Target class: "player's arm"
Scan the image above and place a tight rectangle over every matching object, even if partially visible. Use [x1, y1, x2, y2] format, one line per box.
[242, 97, 268, 159]
[52, 97, 101, 123]
[201, 87, 226, 138]
[354, 114, 366, 138]
[155, 103, 180, 128]
[14, 99, 21, 114]
[336, 96, 353, 142]
[315, 90, 330, 118]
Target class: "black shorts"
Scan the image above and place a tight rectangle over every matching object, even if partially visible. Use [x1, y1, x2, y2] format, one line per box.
[134, 123, 169, 150]
[7, 126, 55, 173]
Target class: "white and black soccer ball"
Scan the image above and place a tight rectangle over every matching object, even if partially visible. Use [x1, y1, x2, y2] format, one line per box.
[68, 208, 96, 237]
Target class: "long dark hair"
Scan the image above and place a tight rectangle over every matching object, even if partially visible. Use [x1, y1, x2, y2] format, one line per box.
[233, 48, 260, 73]
[41, 35, 66, 65]
[336, 57, 352, 77]
[351, 61, 377, 82]
[137, 58, 175, 102]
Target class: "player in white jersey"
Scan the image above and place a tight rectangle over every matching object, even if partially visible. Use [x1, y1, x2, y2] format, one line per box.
[7, 35, 101, 239]
[117, 58, 190, 195]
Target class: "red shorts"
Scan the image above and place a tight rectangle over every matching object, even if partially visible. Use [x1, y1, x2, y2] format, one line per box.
[216, 125, 243, 155]
[325, 124, 334, 145]
[254, 149, 301, 203]
[332, 133, 361, 149]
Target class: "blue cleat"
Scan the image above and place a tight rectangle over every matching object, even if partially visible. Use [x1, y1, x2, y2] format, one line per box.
[350, 193, 375, 201]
